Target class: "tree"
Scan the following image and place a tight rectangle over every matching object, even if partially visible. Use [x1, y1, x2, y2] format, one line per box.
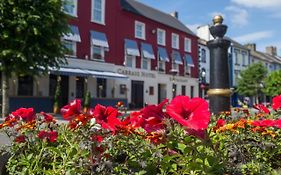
[0, 0, 69, 117]
[236, 63, 268, 104]
[263, 70, 281, 97]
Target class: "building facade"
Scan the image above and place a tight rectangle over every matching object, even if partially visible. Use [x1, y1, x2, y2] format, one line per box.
[7, 0, 199, 112]
[198, 39, 210, 98]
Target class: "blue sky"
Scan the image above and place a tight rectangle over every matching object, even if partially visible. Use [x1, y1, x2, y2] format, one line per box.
[138, 0, 281, 55]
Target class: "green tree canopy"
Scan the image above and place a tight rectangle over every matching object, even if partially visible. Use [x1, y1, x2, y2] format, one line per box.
[236, 62, 268, 97]
[0, 0, 69, 116]
[0, 0, 69, 75]
[263, 70, 281, 97]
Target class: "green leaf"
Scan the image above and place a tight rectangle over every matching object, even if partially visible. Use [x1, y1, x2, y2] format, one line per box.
[177, 143, 187, 153]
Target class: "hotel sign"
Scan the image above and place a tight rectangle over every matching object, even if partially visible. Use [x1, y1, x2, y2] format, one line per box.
[169, 77, 188, 83]
[117, 68, 156, 78]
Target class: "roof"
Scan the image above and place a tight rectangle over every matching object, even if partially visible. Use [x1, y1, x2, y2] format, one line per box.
[198, 38, 207, 46]
[250, 49, 281, 64]
[225, 37, 249, 50]
[120, 0, 195, 36]
[250, 50, 272, 63]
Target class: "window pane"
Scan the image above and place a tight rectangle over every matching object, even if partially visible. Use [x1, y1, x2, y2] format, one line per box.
[190, 86, 194, 98]
[158, 30, 163, 44]
[93, 0, 103, 22]
[63, 40, 75, 55]
[94, 0, 102, 9]
[142, 58, 148, 69]
[94, 11, 102, 22]
[181, 85, 186, 96]
[92, 46, 103, 60]
[201, 49, 206, 63]
[18, 76, 33, 96]
[126, 56, 133, 67]
[136, 24, 143, 38]
[64, 0, 75, 14]
[159, 61, 165, 72]
[49, 74, 58, 97]
[97, 78, 106, 98]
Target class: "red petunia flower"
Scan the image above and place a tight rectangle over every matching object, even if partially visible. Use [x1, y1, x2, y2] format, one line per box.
[38, 130, 49, 139]
[38, 130, 58, 143]
[92, 135, 104, 143]
[166, 96, 210, 131]
[275, 119, 281, 128]
[251, 119, 275, 127]
[216, 119, 226, 128]
[15, 135, 26, 143]
[40, 112, 56, 123]
[11, 108, 36, 122]
[91, 104, 121, 132]
[253, 104, 270, 114]
[61, 99, 81, 120]
[48, 131, 58, 143]
[272, 95, 281, 110]
[135, 99, 168, 132]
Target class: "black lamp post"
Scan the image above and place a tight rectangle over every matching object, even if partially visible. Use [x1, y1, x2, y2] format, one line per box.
[170, 69, 178, 98]
[207, 15, 231, 114]
[200, 68, 206, 98]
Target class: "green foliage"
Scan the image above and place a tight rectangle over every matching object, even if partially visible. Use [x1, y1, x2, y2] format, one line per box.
[263, 70, 281, 97]
[0, 0, 69, 76]
[0, 116, 100, 175]
[95, 121, 224, 175]
[236, 62, 268, 97]
[1, 96, 281, 174]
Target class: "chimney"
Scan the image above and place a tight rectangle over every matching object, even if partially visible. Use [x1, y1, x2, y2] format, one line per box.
[245, 43, 256, 51]
[266, 46, 277, 56]
[170, 11, 178, 19]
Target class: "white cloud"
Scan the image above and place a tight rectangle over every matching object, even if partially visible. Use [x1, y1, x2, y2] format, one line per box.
[233, 31, 274, 43]
[231, 0, 281, 9]
[186, 24, 201, 33]
[225, 6, 248, 27]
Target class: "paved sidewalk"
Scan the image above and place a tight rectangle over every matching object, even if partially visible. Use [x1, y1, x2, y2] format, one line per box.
[0, 132, 10, 146]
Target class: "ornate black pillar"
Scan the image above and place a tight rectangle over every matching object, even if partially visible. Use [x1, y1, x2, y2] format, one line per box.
[207, 15, 231, 114]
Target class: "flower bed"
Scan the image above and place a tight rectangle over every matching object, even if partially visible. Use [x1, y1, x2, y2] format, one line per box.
[1, 95, 281, 174]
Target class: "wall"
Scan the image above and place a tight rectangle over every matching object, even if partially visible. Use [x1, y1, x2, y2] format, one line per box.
[70, 0, 199, 78]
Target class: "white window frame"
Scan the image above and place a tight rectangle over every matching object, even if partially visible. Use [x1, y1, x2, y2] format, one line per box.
[63, 40, 77, 57]
[141, 57, 150, 70]
[135, 21, 146, 40]
[241, 51, 247, 66]
[91, 0, 106, 25]
[184, 38, 192, 53]
[91, 45, 105, 61]
[234, 49, 240, 65]
[157, 28, 166, 46]
[158, 60, 165, 72]
[172, 33, 179, 49]
[63, 0, 78, 17]
[185, 65, 191, 76]
[171, 62, 179, 73]
[201, 48, 206, 63]
[125, 54, 136, 68]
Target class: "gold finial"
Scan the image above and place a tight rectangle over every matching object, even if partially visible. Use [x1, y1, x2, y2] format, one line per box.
[213, 15, 223, 25]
